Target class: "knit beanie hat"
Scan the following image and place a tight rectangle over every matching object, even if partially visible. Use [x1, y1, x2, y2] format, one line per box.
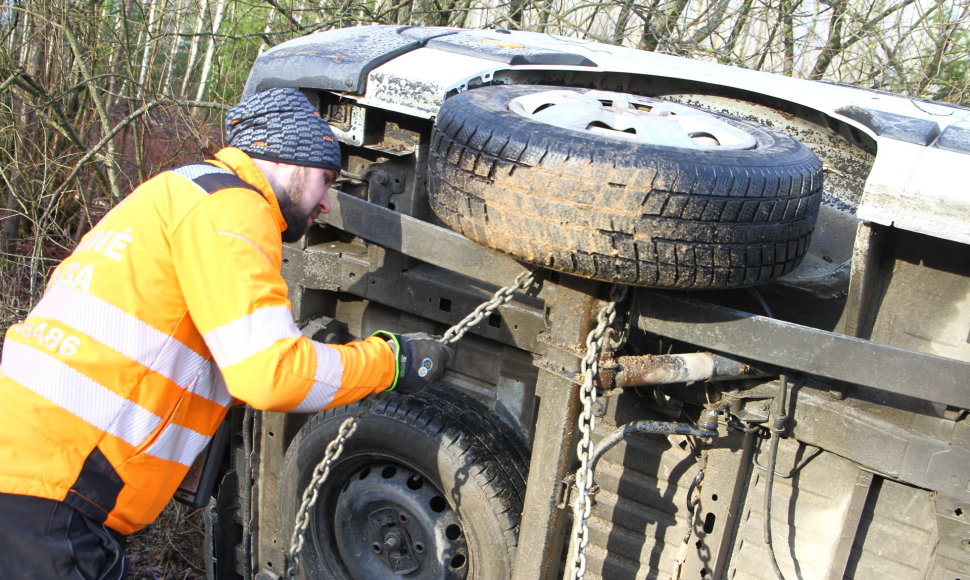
[225, 88, 341, 171]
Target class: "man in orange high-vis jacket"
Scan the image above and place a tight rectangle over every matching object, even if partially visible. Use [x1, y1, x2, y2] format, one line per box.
[0, 88, 451, 579]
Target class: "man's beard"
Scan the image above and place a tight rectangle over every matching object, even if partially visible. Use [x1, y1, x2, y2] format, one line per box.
[277, 180, 312, 244]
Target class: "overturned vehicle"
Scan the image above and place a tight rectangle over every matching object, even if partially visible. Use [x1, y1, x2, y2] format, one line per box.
[204, 25, 970, 580]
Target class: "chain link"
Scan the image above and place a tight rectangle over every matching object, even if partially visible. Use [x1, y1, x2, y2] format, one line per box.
[283, 269, 538, 578]
[440, 270, 536, 345]
[568, 284, 628, 580]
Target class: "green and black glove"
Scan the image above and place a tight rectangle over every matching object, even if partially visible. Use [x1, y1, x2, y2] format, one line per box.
[372, 331, 453, 394]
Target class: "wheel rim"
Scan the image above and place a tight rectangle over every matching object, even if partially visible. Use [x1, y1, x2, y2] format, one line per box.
[326, 461, 469, 579]
[507, 89, 757, 150]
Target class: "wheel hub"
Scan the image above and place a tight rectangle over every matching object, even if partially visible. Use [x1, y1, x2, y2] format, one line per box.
[369, 507, 419, 574]
[331, 462, 469, 578]
[507, 89, 757, 150]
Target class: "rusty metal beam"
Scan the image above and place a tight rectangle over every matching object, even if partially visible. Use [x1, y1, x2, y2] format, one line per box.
[323, 190, 527, 287]
[635, 291, 970, 409]
[513, 276, 602, 580]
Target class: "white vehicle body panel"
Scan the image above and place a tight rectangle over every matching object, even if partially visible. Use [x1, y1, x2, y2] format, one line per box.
[860, 140, 970, 244]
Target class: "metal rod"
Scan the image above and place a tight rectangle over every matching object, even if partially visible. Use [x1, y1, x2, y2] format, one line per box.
[635, 291, 970, 408]
[605, 352, 766, 388]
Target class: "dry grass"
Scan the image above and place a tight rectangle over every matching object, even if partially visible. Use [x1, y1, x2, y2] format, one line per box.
[127, 500, 207, 580]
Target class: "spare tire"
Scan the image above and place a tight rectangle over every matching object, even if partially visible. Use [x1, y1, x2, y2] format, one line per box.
[428, 85, 824, 289]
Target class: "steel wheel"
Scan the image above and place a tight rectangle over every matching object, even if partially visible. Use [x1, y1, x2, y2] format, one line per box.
[507, 89, 757, 149]
[280, 386, 528, 579]
[330, 461, 469, 578]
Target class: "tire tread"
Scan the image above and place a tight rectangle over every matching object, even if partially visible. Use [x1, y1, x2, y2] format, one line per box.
[429, 86, 824, 288]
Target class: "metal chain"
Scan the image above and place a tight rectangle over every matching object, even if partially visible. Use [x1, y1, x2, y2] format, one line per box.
[440, 270, 536, 344]
[284, 269, 538, 579]
[285, 396, 371, 579]
[671, 449, 708, 580]
[568, 284, 628, 580]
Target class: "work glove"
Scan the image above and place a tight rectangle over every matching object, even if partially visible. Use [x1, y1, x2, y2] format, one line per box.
[372, 331, 453, 394]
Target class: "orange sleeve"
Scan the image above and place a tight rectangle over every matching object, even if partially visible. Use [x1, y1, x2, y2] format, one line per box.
[170, 188, 396, 412]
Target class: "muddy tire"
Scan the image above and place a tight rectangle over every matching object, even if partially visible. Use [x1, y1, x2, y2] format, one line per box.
[429, 85, 824, 289]
[279, 385, 528, 579]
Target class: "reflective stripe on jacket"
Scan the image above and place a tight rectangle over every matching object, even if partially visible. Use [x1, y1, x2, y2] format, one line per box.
[0, 148, 395, 534]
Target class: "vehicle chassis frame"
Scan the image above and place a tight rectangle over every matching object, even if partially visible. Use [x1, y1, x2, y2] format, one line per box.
[242, 188, 970, 579]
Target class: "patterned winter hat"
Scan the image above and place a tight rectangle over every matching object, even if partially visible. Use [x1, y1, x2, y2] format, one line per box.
[225, 88, 341, 171]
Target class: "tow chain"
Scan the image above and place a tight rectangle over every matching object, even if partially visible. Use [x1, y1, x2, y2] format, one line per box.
[567, 284, 628, 580]
[671, 449, 708, 580]
[284, 270, 537, 579]
[285, 396, 371, 579]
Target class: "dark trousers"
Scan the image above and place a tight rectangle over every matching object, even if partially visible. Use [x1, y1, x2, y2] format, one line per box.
[0, 493, 127, 579]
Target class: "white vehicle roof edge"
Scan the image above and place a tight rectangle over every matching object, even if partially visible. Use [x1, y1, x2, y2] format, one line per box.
[427, 28, 968, 129]
[859, 141, 970, 246]
[339, 27, 970, 245]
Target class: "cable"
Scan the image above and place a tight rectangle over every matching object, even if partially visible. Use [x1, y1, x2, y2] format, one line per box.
[685, 469, 704, 516]
[588, 420, 718, 474]
[763, 375, 789, 580]
[747, 287, 775, 318]
[727, 415, 761, 433]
